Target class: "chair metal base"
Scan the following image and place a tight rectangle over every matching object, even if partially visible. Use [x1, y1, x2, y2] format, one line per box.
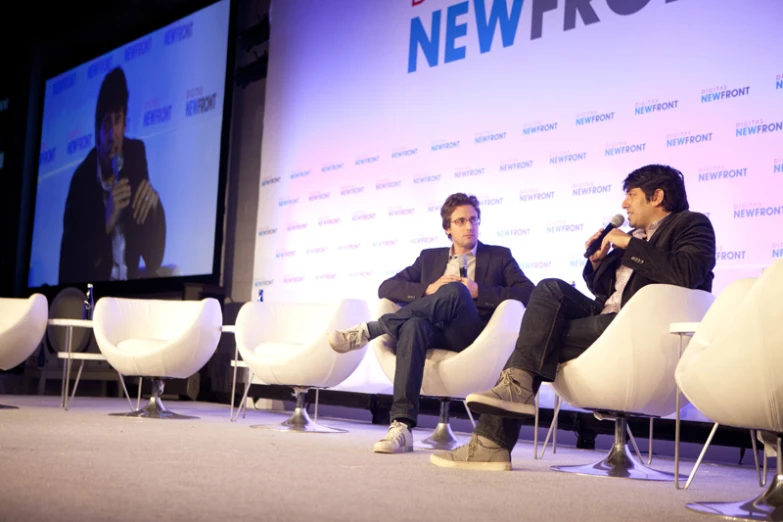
[0, 404, 20, 409]
[417, 421, 463, 451]
[109, 378, 198, 420]
[250, 388, 347, 433]
[251, 406, 347, 433]
[687, 473, 783, 521]
[552, 415, 681, 481]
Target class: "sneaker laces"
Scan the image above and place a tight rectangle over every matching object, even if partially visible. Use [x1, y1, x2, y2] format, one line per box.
[383, 421, 409, 443]
[496, 369, 525, 400]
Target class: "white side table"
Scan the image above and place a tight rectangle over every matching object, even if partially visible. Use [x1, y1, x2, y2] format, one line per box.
[47, 318, 139, 411]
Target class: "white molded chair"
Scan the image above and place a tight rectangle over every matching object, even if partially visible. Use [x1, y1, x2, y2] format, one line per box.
[373, 298, 526, 449]
[0, 294, 48, 409]
[93, 297, 222, 419]
[234, 299, 371, 433]
[676, 259, 783, 520]
[551, 284, 715, 480]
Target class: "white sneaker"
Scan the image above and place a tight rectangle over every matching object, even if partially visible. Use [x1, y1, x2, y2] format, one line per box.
[373, 420, 414, 454]
[327, 323, 370, 354]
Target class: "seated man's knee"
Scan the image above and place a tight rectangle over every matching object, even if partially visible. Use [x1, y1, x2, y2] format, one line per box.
[535, 278, 567, 295]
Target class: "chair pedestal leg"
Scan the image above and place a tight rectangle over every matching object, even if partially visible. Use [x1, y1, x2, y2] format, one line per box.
[687, 435, 783, 521]
[110, 378, 198, 420]
[251, 387, 347, 433]
[552, 416, 683, 481]
[417, 399, 462, 450]
[0, 404, 20, 409]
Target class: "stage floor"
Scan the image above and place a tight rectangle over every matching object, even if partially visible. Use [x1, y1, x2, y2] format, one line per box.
[0, 395, 767, 522]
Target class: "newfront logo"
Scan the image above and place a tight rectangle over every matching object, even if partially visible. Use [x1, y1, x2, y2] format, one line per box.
[143, 102, 172, 127]
[634, 99, 678, 116]
[321, 163, 343, 173]
[309, 191, 331, 201]
[455, 167, 484, 178]
[164, 21, 193, 45]
[341, 186, 365, 195]
[88, 56, 113, 79]
[337, 244, 361, 251]
[372, 240, 398, 248]
[701, 85, 750, 103]
[523, 122, 557, 135]
[287, 223, 307, 231]
[261, 176, 280, 187]
[432, 140, 460, 151]
[475, 131, 506, 144]
[716, 248, 746, 262]
[318, 217, 341, 226]
[352, 212, 376, 222]
[546, 221, 584, 233]
[257, 227, 277, 237]
[275, 250, 296, 259]
[773, 242, 783, 259]
[550, 151, 586, 164]
[283, 276, 305, 284]
[698, 166, 747, 183]
[291, 169, 310, 180]
[520, 189, 554, 202]
[777, 74, 783, 90]
[774, 158, 783, 174]
[735, 120, 783, 137]
[306, 247, 328, 255]
[414, 174, 441, 184]
[605, 142, 646, 157]
[576, 111, 614, 126]
[734, 202, 782, 219]
[279, 198, 299, 207]
[497, 228, 530, 237]
[355, 155, 379, 166]
[389, 207, 415, 217]
[408, 0, 679, 73]
[572, 182, 610, 196]
[411, 236, 438, 245]
[500, 160, 532, 172]
[392, 148, 418, 158]
[67, 132, 92, 155]
[39, 146, 56, 166]
[481, 197, 503, 206]
[125, 38, 152, 62]
[376, 180, 402, 190]
[254, 280, 274, 287]
[521, 261, 551, 270]
[186, 93, 217, 117]
[666, 131, 713, 148]
[53, 73, 76, 95]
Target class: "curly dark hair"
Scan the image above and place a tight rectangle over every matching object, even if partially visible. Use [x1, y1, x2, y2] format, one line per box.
[623, 164, 689, 212]
[95, 67, 129, 144]
[440, 193, 480, 239]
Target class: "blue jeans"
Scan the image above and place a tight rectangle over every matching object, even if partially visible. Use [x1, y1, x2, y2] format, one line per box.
[379, 282, 487, 427]
[474, 278, 616, 450]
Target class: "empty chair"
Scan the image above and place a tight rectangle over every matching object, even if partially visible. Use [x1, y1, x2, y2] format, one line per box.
[235, 299, 371, 433]
[676, 259, 783, 520]
[374, 297, 525, 449]
[550, 284, 714, 480]
[0, 294, 48, 408]
[93, 297, 222, 419]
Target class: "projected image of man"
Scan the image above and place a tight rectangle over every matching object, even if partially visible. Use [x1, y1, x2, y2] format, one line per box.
[327, 193, 535, 454]
[430, 164, 716, 471]
[59, 67, 166, 284]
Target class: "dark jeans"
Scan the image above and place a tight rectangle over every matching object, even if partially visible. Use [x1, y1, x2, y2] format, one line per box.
[379, 282, 487, 427]
[474, 278, 616, 450]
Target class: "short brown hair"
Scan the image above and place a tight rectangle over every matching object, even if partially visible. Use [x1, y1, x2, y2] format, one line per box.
[440, 193, 480, 239]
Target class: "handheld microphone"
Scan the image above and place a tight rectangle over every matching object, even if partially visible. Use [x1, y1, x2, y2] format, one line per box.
[584, 214, 626, 259]
[459, 255, 468, 278]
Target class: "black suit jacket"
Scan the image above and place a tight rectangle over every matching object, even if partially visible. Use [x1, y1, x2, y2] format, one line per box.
[378, 241, 535, 318]
[58, 138, 166, 285]
[583, 210, 716, 309]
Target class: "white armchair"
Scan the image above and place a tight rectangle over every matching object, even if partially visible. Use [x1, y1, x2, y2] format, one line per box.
[676, 259, 783, 519]
[373, 298, 525, 449]
[234, 299, 371, 433]
[0, 294, 48, 409]
[93, 297, 222, 419]
[550, 284, 715, 480]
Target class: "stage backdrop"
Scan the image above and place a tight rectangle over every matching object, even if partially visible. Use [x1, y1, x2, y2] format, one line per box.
[255, 0, 783, 305]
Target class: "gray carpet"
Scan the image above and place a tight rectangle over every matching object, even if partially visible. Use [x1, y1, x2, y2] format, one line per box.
[0, 395, 766, 522]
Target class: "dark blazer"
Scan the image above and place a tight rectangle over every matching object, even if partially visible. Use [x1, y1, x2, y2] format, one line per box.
[583, 210, 716, 309]
[58, 138, 166, 285]
[378, 241, 535, 318]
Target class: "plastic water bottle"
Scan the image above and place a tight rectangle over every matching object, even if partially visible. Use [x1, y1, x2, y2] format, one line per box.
[257, 289, 264, 302]
[82, 283, 94, 320]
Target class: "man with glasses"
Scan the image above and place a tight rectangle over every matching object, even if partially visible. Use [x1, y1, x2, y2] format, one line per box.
[328, 193, 534, 454]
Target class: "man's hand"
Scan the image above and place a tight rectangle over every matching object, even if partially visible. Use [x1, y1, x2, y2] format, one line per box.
[425, 275, 460, 296]
[586, 228, 610, 270]
[460, 277, 479, 298]
[601, 228, 632, 251]
[105, 178, 131, 235]
[132, 179, 160, 225]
